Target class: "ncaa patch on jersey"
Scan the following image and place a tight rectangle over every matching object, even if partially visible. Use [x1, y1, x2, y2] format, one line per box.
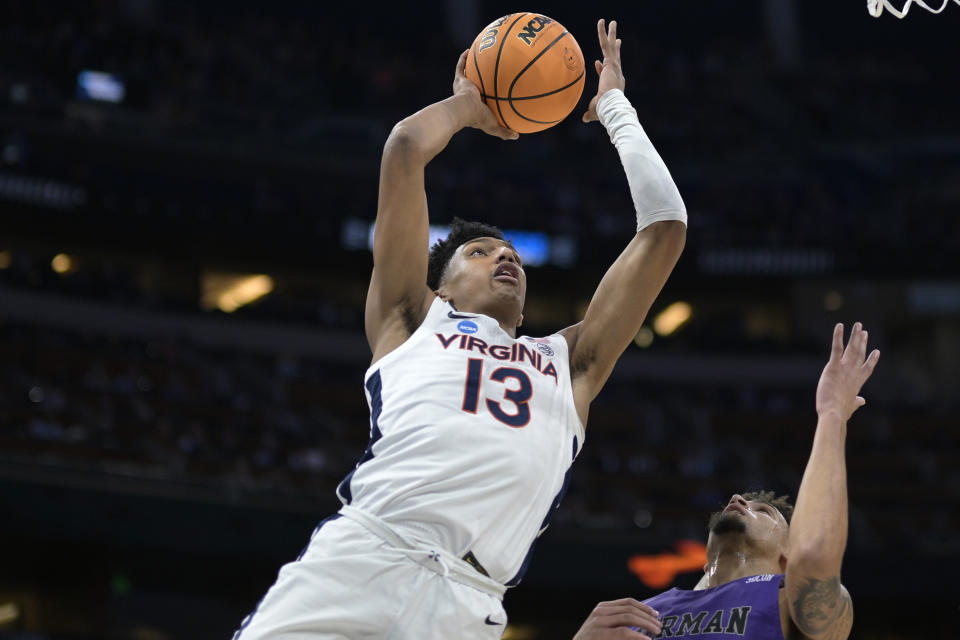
[458, 320, 479, 334]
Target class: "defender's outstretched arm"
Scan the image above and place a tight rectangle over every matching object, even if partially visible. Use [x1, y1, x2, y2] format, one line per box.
[786, 323, 879, 640]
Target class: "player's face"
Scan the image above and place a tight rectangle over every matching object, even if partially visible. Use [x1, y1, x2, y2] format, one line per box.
[441, 237, 526, 318]
[706, 494, 789, 554]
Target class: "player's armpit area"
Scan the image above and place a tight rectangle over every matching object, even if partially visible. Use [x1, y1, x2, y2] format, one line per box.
[557, 323, 590, 375]
[364, 277, 433, 362]
[790, 577, 853, 640]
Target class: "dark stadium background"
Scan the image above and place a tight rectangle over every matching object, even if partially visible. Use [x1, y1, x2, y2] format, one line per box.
[1, 0, 957, 638]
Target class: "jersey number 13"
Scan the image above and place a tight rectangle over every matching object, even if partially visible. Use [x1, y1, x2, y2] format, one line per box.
[461, 358, 532, 427]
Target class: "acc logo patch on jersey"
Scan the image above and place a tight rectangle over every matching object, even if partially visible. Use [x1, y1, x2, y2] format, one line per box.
[458, 320, 479, 334]
[535, 343, 554, 357]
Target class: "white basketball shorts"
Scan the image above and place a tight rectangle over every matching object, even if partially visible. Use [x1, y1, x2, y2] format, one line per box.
[232, 507, 508, 639]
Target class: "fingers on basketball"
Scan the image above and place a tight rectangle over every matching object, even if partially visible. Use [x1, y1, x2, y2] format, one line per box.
[456, 49, 468, 75]
[499, 125, 520, 140]
[581, 103, 595, 123]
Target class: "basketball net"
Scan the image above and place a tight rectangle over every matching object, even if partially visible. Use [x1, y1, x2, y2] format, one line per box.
[868, 0, 959, 18]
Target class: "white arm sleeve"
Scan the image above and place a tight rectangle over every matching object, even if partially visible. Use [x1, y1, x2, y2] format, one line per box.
[597, 88, 688, 232]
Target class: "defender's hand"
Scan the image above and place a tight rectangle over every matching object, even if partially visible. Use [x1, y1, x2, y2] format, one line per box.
[573, 599, 662, 639]
[453, 50, 518, 140]
[816, 322, 881, 421]
[582, 19, 626, 123]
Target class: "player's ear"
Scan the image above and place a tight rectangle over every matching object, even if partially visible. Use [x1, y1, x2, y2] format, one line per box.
[516, 314, 523, 328]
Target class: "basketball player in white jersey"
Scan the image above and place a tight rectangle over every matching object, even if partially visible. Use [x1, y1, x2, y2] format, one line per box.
[233, 18, 687, 639]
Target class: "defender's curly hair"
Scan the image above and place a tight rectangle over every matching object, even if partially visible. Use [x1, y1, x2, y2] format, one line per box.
[426, 217, 507, 291]
[707, 490, 795, 531]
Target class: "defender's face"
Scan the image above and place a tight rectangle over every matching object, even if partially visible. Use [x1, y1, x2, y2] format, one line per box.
[441, 237, 527, 314]
[706, 494, 789, 554]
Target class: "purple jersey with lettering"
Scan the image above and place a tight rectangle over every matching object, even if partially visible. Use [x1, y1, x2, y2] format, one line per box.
[635, 574, 785, 639]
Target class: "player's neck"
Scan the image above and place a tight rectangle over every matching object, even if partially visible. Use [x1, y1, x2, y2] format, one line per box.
[703, 546, 781, 588]
[480, 304, 521, 335]
[499, 322, 518, 338]
[446, 298, 521, 337]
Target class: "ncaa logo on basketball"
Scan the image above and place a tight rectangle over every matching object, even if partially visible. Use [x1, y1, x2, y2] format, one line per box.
[517, 15, 553, 46]
[458, 320, 479, 334]
[536, 343, 554, 357]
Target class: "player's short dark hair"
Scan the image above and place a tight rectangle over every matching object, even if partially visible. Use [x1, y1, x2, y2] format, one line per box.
[741, 490, 794, 523]
[707, 490, 795, 530]
[427, 217, 506, 290]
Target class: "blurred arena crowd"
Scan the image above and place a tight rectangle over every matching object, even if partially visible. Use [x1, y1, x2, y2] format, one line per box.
[2, 1, 958, 267]
[2, 250, 957, 557]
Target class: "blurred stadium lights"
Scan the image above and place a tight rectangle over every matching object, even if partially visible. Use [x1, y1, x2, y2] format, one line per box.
[502, 624, 539, 640]
[763, 0, 801, 69]
[909, 282, 960, 314]
[634, 326, 655, 348]
[76, 70, 126, 103]
[628, 540, 708, 589]
[698, 247, 834, 275]
[823, 290, 844, 311]
[1, 143, 21, 165]
[0, 602, 20, 625]
[653, 301, 693, 337]
[340, 217, 576, 268]
[200, 273, 274, 313]
[0, 250, 11, 269]
[50, 253, 74, 274]
[633, 507, 653, 528]
[8, 82, 29, 104]
[0, 171, 87, 210]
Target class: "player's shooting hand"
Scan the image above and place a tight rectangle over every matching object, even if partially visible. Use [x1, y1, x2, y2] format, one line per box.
[583, 19, 626, 123]
[816, 322, 881, 421]
[572, 599, 662, 639]
[453, 49, 519, 140]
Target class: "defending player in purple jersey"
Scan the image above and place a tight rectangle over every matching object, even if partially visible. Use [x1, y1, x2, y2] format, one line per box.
[642, 572, 782, 638]
[573, 323, 880, 640]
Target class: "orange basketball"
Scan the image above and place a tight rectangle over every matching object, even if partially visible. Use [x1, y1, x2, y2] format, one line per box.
[465, 13, 585, 134]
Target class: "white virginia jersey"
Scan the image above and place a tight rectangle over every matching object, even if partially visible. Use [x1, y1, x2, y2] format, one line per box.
[337, 297, 584, 586]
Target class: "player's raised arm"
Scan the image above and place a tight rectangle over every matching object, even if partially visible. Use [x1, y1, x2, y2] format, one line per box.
[562, 19, 687, 420]
[785, 323, 879, 640]
[365, 51, 517, 362]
